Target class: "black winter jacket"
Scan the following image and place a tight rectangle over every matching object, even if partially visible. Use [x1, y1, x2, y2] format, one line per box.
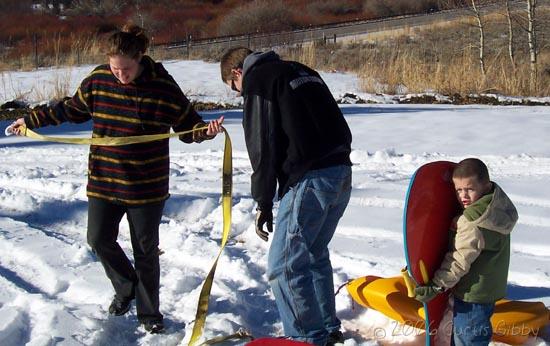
[242, 51, 352, 210]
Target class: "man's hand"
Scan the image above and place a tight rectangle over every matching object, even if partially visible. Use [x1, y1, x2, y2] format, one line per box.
[414, 283, 444, 303]
[255, 208, 273, 242]
[206, 116, 224, 136]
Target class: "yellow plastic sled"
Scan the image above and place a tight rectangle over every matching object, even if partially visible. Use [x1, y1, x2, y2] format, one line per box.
[347, 275, 550, 345]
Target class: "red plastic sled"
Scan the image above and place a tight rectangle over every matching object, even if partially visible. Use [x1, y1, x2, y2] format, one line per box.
[403, 161, 461, 345]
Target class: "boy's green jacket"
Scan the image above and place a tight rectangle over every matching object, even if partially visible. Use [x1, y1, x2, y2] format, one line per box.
[432, 183, 518, 303]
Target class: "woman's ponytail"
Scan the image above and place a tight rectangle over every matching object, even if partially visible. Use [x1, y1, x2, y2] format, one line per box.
[106, 23, 149, 59]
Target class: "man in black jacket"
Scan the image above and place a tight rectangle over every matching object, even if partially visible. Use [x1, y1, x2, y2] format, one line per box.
[220, 47, 352, 346]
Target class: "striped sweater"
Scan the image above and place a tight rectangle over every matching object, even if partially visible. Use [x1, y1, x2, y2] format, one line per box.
[24, 55, 210, 205]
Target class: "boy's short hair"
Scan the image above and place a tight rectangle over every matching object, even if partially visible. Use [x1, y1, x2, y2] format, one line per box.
[220, 47, 252, 82]
[453, 158, 490, 183]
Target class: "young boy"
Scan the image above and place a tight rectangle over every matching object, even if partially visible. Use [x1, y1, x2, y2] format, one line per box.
[414, 158, 518, 345]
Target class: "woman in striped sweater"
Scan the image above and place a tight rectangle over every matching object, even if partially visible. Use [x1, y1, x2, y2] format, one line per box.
[10, 24, 224, 334]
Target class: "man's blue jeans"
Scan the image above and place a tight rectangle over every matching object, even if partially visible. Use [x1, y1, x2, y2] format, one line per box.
[451, 297, 495, 346]
[267, 165, 352, 346]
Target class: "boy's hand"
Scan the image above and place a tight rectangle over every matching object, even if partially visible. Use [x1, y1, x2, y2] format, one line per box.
[414, 283, 444, 303]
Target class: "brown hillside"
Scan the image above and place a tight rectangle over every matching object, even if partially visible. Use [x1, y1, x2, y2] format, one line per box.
[0, 0, 456, 69]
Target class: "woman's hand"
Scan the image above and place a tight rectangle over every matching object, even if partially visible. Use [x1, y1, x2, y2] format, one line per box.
[206, 115, 224, 136]
[6, 118, 26, 136]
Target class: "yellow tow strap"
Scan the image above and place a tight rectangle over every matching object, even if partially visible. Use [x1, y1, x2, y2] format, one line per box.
[17, 125, 233, 345]
[188, 130, 232, 346]
[21, 125, 208, 146]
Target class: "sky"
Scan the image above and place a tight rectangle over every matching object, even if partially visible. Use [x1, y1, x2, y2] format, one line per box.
[0, 59, 550, 346]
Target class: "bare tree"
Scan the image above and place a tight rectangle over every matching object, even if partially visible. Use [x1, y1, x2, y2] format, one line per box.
[129, 1, 161, 34]
[134, 0, 144, 28]
[526, 0, 538, 90]
[435, 0, 487, 81]
[504, 0, 516, 69]
[470, 0, 487, 77]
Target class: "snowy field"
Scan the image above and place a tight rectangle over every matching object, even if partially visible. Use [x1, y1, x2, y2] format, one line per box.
[1, 60, 550, 346]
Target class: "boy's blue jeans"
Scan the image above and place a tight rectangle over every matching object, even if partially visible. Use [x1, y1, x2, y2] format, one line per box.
[451, 297, 495, 346]
[267, 165, 352, 346]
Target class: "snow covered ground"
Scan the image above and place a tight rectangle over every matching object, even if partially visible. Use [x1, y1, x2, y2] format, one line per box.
[1, 60, 550, 346]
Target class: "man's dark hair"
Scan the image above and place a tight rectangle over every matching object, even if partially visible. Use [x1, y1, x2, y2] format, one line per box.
[453, 158, 490, 183]
[220, 47, 252, 82]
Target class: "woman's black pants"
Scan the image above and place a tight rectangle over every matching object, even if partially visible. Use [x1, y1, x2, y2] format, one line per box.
[87, 197, 165, 323]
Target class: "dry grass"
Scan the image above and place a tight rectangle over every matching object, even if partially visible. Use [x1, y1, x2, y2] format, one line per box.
[356, 46, 543, 96]
[0, 68, 73, 104]
[0, 72, 26, 101]
[32, 69, 74, 102]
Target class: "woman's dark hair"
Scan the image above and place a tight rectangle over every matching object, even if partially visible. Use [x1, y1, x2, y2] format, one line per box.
[106, 23, 149, 59]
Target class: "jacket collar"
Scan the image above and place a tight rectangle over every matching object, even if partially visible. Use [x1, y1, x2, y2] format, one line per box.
[134, 55, 156, 83]
[463, 183, 518, 234]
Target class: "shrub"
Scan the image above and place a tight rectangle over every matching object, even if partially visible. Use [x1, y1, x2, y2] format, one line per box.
[217, 0, 298, 36]
[307, 1, 363, 17]
[0, 0, 33, 12]
[67, 0, 127, 16]
[363, 0, 445, 19]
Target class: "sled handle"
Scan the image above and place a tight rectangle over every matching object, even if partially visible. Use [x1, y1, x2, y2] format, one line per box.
[401, 267, 416, 298]
[419, 260, 429, 284]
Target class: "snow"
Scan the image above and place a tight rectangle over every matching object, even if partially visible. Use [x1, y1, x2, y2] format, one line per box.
[1, 60, 550, 346]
